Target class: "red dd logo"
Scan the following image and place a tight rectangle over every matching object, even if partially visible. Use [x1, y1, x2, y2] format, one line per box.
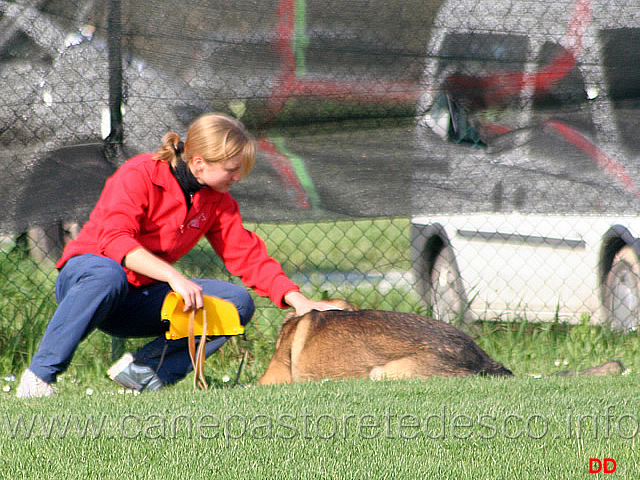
[589, 458, 617, 473]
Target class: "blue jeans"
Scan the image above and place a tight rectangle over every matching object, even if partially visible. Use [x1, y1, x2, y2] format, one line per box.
[29, 254, 254, 385]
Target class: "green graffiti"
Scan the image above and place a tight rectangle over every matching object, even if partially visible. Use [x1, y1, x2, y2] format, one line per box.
[271, 134, 320, 208]
[294, 0, 309, 76]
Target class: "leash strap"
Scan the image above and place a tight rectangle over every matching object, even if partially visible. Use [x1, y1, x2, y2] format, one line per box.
[188, 308, 208, 390]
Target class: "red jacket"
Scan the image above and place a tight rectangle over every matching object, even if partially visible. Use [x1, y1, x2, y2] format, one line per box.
[57, 153, 299, 308]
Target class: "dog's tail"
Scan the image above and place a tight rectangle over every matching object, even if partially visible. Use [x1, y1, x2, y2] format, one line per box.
[554, 360, 624, 377]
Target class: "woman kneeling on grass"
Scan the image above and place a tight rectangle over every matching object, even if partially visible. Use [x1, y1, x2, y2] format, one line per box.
[17, 113, 337, 398]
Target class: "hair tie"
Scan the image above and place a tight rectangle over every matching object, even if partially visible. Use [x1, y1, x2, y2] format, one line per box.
[173, 141, 184, 156]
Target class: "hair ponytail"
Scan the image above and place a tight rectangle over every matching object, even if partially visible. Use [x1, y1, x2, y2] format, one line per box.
[153, 131, 182, 168]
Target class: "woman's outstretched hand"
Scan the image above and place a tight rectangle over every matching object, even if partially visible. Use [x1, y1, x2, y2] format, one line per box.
[283, 290, 343, 317]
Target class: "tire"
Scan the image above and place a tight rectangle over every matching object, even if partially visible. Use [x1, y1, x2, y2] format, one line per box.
[603, 245, 640, 332]
[426, 245, 469, 325]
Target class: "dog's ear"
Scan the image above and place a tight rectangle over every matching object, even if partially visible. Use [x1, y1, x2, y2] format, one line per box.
[281, 299, 358, 327]
[282, 310, 298, 323]
[325, 299, 358, 311]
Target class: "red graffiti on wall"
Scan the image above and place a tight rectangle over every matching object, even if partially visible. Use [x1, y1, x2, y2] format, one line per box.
[257, 137, 311, 209]
[266, 0, 422, 122]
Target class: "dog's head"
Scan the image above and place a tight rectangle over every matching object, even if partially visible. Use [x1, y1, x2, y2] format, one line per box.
[281, 298, 358, 324]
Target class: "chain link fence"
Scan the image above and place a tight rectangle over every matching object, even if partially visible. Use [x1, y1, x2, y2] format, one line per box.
[1, 0, 639, 371]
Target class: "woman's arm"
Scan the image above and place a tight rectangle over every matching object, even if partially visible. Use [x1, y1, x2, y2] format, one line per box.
[283, 290, 342, 316]
[124, 246, 204, 310]
[206, 195, 344, 314]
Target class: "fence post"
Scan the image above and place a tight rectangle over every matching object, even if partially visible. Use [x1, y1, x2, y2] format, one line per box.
[106, 0, 124, 161]
[107, 0, 126, 361]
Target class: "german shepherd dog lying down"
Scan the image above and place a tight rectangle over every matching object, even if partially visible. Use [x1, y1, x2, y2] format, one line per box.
[258, 300, 624, 385]
[258, 300, 513, 385]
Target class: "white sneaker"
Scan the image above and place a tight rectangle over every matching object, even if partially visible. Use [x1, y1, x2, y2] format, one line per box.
[107, 353, 164, 392]
[16, 369, 56, 398]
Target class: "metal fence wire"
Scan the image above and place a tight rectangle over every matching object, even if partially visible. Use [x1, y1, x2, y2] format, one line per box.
[1, 0, 639, 367]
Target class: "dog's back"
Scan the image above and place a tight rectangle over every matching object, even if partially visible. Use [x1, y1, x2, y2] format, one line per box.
[258, 307, 512, 384]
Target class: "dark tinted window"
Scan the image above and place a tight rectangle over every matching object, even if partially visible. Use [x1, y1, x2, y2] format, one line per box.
[601, 28, 640, 153]
[438, 32, 529, 64]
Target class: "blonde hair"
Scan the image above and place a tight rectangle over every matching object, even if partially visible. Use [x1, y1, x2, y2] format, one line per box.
[153, 113, 256, 176]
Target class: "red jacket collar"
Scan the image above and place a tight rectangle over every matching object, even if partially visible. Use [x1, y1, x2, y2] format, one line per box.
[150, 158, 175, 190]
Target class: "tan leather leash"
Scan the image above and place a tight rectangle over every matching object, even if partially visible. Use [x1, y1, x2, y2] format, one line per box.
[187, 307, 248, 389]
[188, 307, 208, 390]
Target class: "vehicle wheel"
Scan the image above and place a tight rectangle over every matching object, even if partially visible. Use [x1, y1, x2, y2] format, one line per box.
[603, 246, 640, 332]
[427, 245, 469, 325]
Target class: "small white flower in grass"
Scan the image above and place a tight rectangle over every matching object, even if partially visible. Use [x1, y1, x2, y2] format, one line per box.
[222, 375, 230, 383]
[554, 360, 561, 367]
[3, 385, 10, 392]
[4, 375, 15, 382]
[563, 359, 569, 366]
[86, 388, 94, 396]
[118, 388, 125, 395]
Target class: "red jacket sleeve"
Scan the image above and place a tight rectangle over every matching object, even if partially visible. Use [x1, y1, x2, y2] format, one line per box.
[92, 164, 149, 264]
[205, 194, 299, 308]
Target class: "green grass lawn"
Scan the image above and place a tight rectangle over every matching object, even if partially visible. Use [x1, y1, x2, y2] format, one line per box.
[1, 374, 638, 479]
[2, 309, 639, 479]
[2, 217, 639, 478]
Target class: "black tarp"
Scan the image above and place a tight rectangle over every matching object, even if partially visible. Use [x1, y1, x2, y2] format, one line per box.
[1, 0, 639, 234]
